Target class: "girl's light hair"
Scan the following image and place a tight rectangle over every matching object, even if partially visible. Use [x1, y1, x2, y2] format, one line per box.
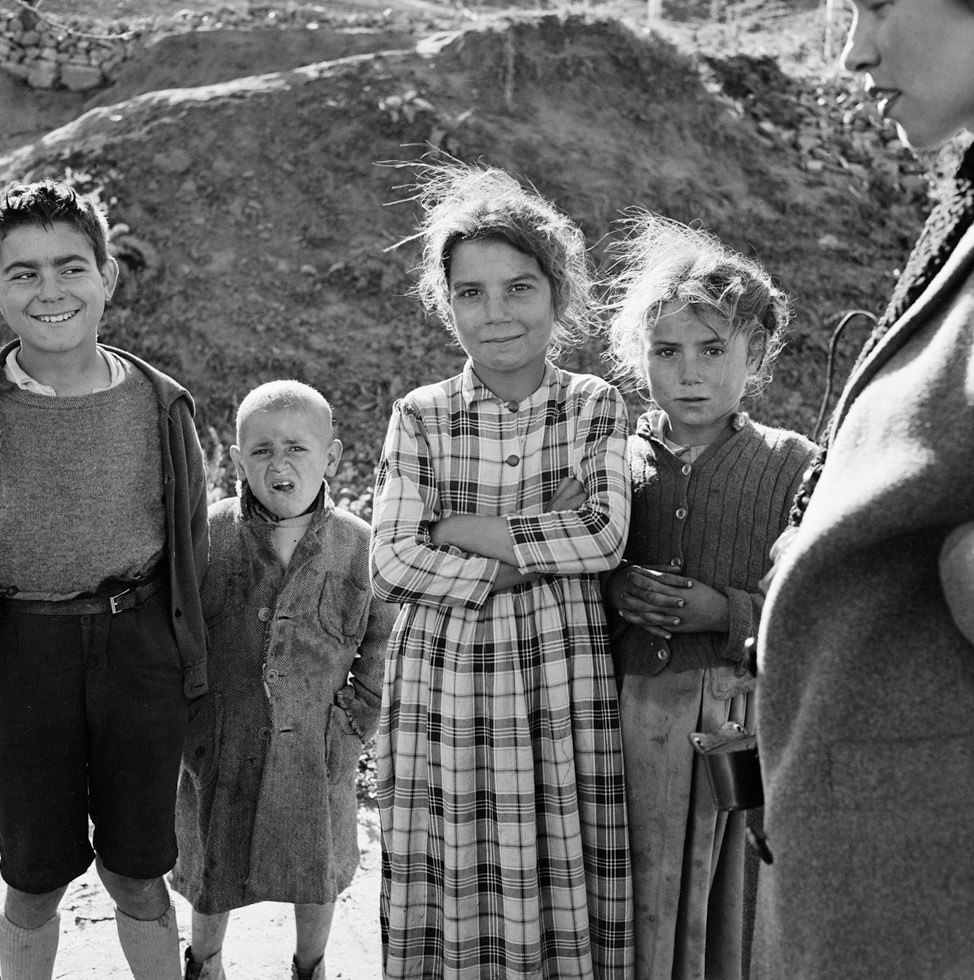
[412, 163, 595, 356]
[605, 213, 790, 397]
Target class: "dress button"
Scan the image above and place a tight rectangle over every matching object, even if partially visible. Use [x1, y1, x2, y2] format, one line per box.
[681, 464, 692, 476]
[257, 606, 272, 622]
[507, 401, 519, 413]
[506, 454, 520, 467]
[675, 507, 688, 520]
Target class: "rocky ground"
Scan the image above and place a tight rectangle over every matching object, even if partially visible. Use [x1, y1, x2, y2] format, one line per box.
[0, 0, 960, 975]
[0, 810, 382, 978]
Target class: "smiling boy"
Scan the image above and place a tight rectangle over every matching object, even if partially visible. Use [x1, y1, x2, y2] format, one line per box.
[0, 179, 207, 979]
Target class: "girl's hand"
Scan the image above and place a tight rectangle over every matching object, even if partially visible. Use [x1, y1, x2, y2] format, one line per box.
[604, 563, 689, 638]
[607, 564, 729, 637]
[491, 562, 541, 593]
[544, 476, 586, 513]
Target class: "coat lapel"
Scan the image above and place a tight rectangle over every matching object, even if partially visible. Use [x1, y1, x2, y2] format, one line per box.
[830, 222, 974, 435]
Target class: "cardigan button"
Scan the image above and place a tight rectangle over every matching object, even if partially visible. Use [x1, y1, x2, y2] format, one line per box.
[681, 464, 692, 476]
[675, 507, 687, 520]
[257, 606, 272, 622]
[656, 648, 669, 661]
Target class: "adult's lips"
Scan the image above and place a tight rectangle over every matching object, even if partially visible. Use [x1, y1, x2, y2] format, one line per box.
[867, 84, 902, 118]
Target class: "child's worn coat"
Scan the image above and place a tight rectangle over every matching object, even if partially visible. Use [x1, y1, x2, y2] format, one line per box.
[171, 490, 396, 914]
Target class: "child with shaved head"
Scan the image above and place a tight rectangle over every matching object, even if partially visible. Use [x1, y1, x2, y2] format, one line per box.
[171, 380, 397, 980]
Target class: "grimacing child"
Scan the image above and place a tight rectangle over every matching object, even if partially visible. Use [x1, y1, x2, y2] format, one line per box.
[171, 380, 396, 980]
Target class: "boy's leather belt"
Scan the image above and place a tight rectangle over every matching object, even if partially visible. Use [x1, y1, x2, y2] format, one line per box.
[3, 575, 165, 616]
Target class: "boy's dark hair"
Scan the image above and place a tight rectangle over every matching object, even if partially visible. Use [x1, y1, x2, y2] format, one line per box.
[0, 179, 112, 269]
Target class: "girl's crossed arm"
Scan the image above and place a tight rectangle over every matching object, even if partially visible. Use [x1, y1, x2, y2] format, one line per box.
[371, 401, 505, 610]
[433, 385, 630, 578]
[434, 477, 588, 592]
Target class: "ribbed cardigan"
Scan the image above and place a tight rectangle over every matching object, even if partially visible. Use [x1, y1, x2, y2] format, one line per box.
[614, 412, 815, 676]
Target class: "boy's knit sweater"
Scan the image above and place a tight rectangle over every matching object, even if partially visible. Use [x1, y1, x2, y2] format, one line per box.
[0, 367, 164, 597]
[614, 411, 816, 676]
[0, 339, 209, 697]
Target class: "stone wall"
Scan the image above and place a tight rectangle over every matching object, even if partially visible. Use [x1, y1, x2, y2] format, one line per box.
[0, 6, 138, 91]
[0, 3, 401, 91]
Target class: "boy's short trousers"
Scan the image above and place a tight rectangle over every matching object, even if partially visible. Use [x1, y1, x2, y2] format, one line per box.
[0, 584, 188, 894]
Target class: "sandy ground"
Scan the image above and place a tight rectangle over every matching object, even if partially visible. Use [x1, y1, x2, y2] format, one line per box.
[0, 807, 383, 979]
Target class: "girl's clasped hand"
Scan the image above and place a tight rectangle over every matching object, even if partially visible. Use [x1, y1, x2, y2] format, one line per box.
[609, 561, 729, 638]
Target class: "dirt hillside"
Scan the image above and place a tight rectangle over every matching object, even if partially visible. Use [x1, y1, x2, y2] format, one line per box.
[0, 0, 935, 501]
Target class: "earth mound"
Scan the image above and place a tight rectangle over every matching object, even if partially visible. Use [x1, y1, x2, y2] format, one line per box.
[0, 8, 927, 498]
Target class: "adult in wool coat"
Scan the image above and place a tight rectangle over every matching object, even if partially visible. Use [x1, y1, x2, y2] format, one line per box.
[752, 0, 974, 976]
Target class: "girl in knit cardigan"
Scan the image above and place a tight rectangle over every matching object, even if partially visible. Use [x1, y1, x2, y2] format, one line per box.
[601, 214, 816, 980]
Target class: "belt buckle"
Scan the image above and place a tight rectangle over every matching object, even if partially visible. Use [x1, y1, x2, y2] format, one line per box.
[109, 589, 131, 615]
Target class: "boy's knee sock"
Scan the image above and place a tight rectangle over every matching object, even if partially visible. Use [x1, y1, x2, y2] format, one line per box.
[115, 904, 182, 980]
[0, 911, 60, 980]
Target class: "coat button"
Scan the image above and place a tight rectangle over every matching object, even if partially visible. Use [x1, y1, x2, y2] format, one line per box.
[507, 400, 519, 413]
[257, 606, 272, 622]
[670, 557, 682, 567]
[656, 648, 668, 661]
[265, 667, 279, 684]
[506, 454, 520, 466]
[675, 507, 687, 520]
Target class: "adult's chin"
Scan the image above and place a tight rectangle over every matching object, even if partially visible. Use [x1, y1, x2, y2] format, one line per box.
[890, 112, 958, 153]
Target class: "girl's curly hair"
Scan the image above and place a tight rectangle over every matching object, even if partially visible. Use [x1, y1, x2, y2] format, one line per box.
[411, 162, 596, 357]
[604, 212, 791, 397]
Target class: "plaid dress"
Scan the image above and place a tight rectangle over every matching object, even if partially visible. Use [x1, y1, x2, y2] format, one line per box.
[371, 361, 634, 980]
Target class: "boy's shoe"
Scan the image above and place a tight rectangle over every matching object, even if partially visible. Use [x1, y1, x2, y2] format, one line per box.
[291, 954, 325, 980]
[184, 945, 226, 980]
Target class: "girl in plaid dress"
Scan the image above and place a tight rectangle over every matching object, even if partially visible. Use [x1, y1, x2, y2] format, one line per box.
[370, 165, 634, 980]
